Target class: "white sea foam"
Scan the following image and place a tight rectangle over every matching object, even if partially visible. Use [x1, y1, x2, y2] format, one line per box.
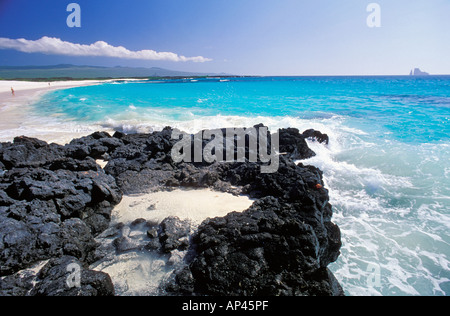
[300, 124, 450, 296]
[95, 113, 347, 137]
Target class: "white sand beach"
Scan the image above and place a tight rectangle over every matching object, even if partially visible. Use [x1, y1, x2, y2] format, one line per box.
[0, 80, 102, 109]
[112, 188, 254, 226]
[0, 80, 105, 144]
[0, 80, 100, 94]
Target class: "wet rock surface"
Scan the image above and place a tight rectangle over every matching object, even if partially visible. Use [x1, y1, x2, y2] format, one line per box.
[0, 126, 343, 296]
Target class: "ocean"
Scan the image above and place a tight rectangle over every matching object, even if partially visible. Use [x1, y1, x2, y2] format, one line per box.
[30, 76, 450, 296]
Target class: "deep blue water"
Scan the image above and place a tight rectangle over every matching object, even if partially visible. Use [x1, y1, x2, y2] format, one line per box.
[30, 76, 450, 296]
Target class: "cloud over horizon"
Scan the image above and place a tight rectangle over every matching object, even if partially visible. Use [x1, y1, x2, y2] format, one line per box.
[0, 36, 212, 63]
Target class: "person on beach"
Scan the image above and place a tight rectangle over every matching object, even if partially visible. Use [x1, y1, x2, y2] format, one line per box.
[11, 87, 15, 96]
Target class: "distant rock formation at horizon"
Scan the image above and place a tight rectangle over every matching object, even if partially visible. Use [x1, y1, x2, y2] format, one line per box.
[410, 68, 430, 76]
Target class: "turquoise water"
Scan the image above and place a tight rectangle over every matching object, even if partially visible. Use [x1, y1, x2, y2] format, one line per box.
[35, 76, 450, 142]
[32, 76, 450, 296]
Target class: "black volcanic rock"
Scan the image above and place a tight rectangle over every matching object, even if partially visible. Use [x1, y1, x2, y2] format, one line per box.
[1, 136, 64, 169]
[187, 196, 342, 296]
[102, 127, 180, 194]
[302, 129, 329, 145]
[169, 158, 343, 296]
[103, 125, 323, 195]
[279, 128, 316, 160]
[7, 256, 115, 297]
[30, 256, 115, 296]
[159, 217, 191, 253]
[0, 125, 342, 296]
[0, 136, 122, 289]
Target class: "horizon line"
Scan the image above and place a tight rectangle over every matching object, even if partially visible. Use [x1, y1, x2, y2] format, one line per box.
[0, 64, 449, 78]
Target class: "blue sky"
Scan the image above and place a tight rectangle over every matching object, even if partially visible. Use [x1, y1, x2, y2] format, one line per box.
[0, 0, 449, 75]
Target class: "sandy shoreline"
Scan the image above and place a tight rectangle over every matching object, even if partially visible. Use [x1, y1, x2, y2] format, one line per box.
[0, 80, 109, 144]
[0, 79, 102, 105]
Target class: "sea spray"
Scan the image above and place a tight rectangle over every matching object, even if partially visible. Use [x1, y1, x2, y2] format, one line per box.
[303, 130, 450, 296]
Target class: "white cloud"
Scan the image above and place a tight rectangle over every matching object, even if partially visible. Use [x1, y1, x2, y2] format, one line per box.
[0, 36, 212, 63]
